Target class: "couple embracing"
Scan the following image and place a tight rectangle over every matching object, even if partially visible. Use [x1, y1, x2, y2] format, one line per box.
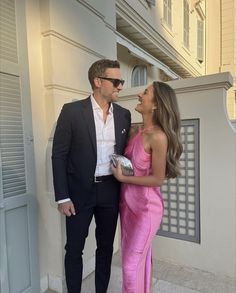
[52, 59, 182, 293]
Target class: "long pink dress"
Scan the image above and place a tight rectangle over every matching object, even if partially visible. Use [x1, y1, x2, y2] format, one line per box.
[120, 129, 164, 293]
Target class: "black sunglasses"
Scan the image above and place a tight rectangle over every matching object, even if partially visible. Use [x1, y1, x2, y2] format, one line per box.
[98, 76, 125, 87]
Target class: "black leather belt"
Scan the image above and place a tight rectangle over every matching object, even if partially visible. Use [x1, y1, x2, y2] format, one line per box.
[94, 175, 113, 183]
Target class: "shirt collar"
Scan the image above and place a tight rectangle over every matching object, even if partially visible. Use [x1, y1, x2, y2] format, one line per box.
[90, 94, 113, 113]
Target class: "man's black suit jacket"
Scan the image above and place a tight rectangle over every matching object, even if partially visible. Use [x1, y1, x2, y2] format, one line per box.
[52, 96, 131, 210]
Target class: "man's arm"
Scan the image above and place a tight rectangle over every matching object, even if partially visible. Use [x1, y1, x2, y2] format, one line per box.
[52, 104, 72, 201]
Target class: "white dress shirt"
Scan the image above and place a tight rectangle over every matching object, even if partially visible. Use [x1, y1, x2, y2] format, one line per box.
[58, 95, 115, 203]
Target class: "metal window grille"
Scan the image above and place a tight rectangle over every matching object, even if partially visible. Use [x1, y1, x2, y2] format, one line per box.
[158, 119, 200, 243]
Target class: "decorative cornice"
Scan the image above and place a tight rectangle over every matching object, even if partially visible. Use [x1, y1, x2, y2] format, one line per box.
[76, 0, 105, 21]
[118, 72, 233, 100]
[76, 0, 116, 32]
[194, 1, 205, 21]
[168, 72, 233, 93]
[45, 83, 90, 96]
[116, 0, 201, 77]
[105, 22, 116, 33]
[173, 81, 232, 94]
[42, 30, 105, 59]
[137, 0, 149, 9]
[116, 32, 179, 79]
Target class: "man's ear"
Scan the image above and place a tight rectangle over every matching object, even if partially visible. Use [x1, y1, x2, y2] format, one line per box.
[94, 77, 101, 88]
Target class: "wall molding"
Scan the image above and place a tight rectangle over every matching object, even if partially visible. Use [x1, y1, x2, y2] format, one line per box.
[137, 0, 149, 9]
[76, 0, 105, 21]
[42, 30, 105, 59]
[48, 275, 65, 293]
[40, 257, 95, 293]
[119, 72, 233, 100]
[45, 83, 90, 96]
[76, 0, 116, 33]
[40, 276, 48, 293]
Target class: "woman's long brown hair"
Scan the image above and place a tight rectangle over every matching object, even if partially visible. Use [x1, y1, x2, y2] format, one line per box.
[152, 81, 183, 178]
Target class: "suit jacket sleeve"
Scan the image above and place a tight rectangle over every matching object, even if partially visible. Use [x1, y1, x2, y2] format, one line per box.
[51, 104, 72, 201]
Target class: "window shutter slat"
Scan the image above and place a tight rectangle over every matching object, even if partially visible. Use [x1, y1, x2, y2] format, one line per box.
[0, 0, 18, 63]
[0, 73, 26, 198]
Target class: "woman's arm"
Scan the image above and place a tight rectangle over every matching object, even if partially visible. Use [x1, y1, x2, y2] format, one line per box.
[112, 131, 168, 187]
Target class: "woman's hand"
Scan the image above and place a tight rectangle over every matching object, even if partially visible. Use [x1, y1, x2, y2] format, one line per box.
[111, 162, 125, 182]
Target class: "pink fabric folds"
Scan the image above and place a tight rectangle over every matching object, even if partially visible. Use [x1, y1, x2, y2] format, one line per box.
[120, 130, 164, 293]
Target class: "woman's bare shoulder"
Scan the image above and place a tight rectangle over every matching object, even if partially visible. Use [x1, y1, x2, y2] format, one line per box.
[149, 128, 168, 146]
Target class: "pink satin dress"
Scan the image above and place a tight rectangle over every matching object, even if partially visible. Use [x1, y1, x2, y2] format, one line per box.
[120, 129, 164, 293]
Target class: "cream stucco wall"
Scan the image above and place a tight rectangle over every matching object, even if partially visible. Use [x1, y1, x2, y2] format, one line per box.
[205, 0, 221, 74]
[25, 0, 65, 291]
[206, 0, 236, 119]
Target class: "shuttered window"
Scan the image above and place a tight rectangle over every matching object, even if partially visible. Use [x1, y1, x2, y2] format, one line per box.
[183, 0, 190, 49]
[0, 74, 26, 198]
[0, 0, 18, 63]
[197, 19, 204, 63]
[0, 0, 26, 199]
[0, 1, 40, 291]
[163, 0, 172, 28]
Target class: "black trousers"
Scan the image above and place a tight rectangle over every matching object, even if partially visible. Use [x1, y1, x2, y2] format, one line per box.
[65, 178, 120, 293]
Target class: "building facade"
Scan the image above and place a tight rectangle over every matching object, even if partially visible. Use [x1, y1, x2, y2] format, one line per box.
[206, 0, 236, 119]
[0, 0, 235, 292]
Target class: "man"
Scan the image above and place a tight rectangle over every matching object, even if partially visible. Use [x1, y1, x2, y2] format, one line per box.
[52, 59, 131, 292]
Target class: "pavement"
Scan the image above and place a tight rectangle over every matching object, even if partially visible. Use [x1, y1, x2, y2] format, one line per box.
[81, 252, 235, 293]
[45, 251, 236, 292]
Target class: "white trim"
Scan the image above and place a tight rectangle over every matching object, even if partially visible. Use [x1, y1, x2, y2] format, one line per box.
[39, 256, 96, 292]
[42, 30, 105, 59]
[48, 275, 65, 293]
[40, 276, 48, 293]
[116, 33, 179, 79]
[118, 72, 233, 99]
[75, 0, 105, 20]
[45, 83, 90, 95]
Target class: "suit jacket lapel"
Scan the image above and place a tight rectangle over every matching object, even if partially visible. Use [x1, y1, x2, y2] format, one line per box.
[82, 97, 97, 154]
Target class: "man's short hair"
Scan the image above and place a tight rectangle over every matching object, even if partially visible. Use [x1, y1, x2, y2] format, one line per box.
[88, 59, 120, 89]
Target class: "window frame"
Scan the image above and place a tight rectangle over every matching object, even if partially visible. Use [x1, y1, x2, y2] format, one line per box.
[183, 0, 190, 49]
[163, 0, 172, 28]
[131, 65, 148, 88]
[197, 19, 204, 63]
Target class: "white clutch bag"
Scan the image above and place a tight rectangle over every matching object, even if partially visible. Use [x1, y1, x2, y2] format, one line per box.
[111, 154, 134, 176]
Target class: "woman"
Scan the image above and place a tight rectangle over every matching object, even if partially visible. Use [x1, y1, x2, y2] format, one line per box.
[112, 81, 183, 293]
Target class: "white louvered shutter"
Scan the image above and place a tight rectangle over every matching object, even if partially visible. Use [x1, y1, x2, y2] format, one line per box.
[0, 0, 26, 199]
[0, 0, 40, 292]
